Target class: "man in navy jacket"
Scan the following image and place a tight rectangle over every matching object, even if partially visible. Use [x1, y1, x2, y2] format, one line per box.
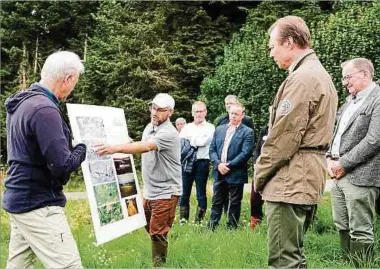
[3, 51, 87, 268]
[208, 103, 254, 230]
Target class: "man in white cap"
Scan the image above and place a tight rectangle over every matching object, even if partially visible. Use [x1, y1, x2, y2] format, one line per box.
[96, 93, 182, 267]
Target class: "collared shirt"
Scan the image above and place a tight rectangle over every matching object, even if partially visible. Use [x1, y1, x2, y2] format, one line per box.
[331, 82, 376, 158]
[179, 120, 215, 159]
[288, 49, 314, 74]
[221, 124, 239, 163]
[141, 119, 182, 200]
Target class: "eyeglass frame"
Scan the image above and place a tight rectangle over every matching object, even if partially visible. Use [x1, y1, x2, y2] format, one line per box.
[341, 70, 365, 84]
[149, 104, 171, 113]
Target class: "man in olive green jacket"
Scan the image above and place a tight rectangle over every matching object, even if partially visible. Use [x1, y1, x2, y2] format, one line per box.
[254, 16, 338, 268]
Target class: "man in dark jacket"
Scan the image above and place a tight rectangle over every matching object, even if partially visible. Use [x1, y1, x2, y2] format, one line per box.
[3, 51, 87, 268]
[208, 103, 254, 230]
[215, 94, 255, 215]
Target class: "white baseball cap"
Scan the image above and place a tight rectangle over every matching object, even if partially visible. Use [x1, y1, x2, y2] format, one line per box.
[150, 93, 175, 109]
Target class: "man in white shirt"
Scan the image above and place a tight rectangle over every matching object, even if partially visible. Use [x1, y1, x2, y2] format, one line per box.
[179, 101, 215, 223]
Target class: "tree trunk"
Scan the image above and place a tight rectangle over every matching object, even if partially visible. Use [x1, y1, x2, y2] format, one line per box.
[83, 32, 88, 62]
[34, 36, 39, 75]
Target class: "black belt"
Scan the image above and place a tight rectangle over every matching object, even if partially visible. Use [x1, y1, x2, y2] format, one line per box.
[299, 146, 328, 151]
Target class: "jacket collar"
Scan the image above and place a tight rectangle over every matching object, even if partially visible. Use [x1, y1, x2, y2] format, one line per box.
[32, 83, 60, 108]
[341, 84, 379, 133]
[289, 49, 315, 74]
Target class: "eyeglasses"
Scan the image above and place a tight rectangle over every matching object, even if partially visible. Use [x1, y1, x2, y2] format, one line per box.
[149, 105, 170, 113]
[342, 70, 364, 84]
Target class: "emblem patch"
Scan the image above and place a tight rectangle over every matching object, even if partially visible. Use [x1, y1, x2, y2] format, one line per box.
[278, 99, 292, 115]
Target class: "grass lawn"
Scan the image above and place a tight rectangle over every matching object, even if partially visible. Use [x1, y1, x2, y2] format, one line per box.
[1, 190, 380, 268]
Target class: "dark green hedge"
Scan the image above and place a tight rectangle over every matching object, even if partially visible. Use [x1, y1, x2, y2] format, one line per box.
[201, 1, 380, 132]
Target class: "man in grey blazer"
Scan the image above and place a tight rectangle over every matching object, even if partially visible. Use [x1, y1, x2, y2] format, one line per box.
[326, 58, 380, 265]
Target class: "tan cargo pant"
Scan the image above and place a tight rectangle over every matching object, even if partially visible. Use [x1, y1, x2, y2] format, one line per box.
[6, 206, 83, 269]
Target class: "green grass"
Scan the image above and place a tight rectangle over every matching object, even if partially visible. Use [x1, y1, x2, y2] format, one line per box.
[1, 192, 380, 268]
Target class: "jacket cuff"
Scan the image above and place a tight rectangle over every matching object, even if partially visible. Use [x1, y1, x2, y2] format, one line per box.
[338, 156, 352, 171]
[73, 143, 87, 163]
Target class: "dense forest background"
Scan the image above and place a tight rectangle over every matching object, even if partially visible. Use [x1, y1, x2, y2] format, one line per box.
[1, 1, 380, 162]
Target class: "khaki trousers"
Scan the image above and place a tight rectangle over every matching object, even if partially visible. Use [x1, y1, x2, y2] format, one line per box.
[331, 177, 380, 243]
[267, 201, 316, 269]
[6, 206, 82, 269]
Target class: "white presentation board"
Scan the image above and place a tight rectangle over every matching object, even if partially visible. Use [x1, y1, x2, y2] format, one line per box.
[67, 104, 146, 245]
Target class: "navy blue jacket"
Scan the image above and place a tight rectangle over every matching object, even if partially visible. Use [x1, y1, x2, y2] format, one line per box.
[3, 83, 86, 213]
[216, 114, 255, 145]
[209, 124, 254, 184]
[180, 138, 197, 173]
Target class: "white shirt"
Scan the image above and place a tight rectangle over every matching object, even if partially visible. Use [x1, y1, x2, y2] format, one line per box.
[331, 82, 376, 158]
[180, 120, 215, 160]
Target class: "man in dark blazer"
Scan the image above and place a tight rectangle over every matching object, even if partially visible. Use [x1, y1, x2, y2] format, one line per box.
[208, 103, 254, 230]
[326, 58, 380, 265]
[215, 94, 255, 215]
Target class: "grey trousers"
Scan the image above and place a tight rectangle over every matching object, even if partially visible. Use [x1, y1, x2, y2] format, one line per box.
[331, 177, 380, 243]
[267, 201, 316, 269]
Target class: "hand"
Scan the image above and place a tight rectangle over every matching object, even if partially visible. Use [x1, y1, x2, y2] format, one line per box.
[330, 160, 345, 180]
[334, 166, 345, 179]
[218, 163, 230, 175]
[94, 144, 117, 156]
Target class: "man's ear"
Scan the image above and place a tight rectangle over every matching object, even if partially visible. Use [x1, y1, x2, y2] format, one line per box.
[286, 37, 294, 50]
[169, 109, 174, 117]
[64, 74, 72, 84]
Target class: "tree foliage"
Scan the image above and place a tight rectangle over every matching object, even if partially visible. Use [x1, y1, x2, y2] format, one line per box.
[201, 1, 380, 131]
[1, 1, 380, 163]
[79, 1, 242, 139]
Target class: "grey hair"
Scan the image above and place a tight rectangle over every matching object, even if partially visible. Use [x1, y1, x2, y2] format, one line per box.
[175, 117, 186, 124]
[341, 58, 375, 79]
[41, 51, 84, 81]
[224, 94, 238, 102]
[192, 100, 207, 111]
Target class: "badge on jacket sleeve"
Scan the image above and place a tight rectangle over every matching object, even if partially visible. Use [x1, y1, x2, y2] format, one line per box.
[278, 100, 292, 115]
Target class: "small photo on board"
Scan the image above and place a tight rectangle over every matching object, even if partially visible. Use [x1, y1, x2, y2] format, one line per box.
[76, 116, 107, 140]
[125, 198, 139, 217]
[114, 157, 137, 198]
[93, 182, 119, 207]
[89, 160, 116, 185]
[114, 157, 133, 175]
[98, 202, 123, 226]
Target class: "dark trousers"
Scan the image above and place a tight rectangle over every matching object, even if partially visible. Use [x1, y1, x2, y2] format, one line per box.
[179, 159, 209, 209]
[250, 182, 264, 219]
[208, 179, 244, 229]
